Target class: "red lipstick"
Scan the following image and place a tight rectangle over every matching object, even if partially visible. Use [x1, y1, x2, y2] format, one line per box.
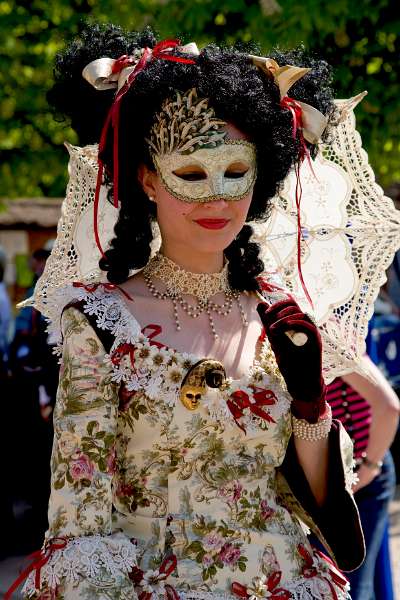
[194, 219, 230, 230]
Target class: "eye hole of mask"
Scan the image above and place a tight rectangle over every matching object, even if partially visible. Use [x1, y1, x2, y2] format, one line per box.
[173, 163, 250, 182]
[173, 168, 207, 182]
[224, 161, 250, 179]
[224, 169, 249, 179]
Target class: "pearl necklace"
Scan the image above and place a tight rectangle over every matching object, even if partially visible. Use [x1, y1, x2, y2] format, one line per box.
[142, 253, 248, 339]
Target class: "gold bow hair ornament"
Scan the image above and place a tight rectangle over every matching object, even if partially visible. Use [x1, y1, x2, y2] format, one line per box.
[249, 55, 328, 144]
[82, 42, 200, 93]
[82, 44, 327, 146]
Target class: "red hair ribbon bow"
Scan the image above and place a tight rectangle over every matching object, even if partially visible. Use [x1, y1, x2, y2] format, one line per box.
[94, 40, 196, 259]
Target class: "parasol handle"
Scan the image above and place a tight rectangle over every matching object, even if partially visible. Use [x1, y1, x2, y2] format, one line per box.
[285, 330, 308, 347]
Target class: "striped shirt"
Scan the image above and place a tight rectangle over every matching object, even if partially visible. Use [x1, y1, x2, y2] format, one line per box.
[326, 378, 372, 458]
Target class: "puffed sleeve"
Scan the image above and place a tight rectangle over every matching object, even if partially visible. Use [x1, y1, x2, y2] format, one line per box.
[22, 307, 137, 599]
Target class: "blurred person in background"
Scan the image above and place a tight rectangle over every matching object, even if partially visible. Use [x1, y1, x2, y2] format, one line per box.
[326, 356, 399, 600]
[0, 246, 14, 559]
[8, 247, 59, 552]
[0, 245, 12, 375]
[367, 248, 400, 480]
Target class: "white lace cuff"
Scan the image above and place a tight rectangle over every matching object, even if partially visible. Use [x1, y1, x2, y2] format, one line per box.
[22, 532, 137, 597]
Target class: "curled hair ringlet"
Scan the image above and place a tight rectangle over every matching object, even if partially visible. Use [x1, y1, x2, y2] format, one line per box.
[49, 24, 336, 290]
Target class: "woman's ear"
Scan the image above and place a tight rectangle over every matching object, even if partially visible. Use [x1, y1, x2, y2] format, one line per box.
[137, 164, 157, 202]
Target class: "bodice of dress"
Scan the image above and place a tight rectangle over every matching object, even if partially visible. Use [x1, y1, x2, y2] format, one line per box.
[108, 301, 298, 590]
[22, 285, 357, 600]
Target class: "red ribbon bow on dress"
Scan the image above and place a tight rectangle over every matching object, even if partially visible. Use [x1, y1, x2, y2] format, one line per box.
[232, 572, 291, 600]
[111, 342, 136, 368]
[132, 554, 179, 600]
[141, 323, 166, 349]
[227, 388, 277, 433]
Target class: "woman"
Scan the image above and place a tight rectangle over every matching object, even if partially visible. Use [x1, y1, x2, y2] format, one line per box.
[18, 23, 364, 600]
[327, 357, 399, 599]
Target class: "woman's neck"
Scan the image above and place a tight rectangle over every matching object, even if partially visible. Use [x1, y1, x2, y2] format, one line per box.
[159, 244, 224, 274]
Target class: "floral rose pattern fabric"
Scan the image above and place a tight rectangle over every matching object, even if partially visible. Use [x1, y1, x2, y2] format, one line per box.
[23, 288, 354, 599]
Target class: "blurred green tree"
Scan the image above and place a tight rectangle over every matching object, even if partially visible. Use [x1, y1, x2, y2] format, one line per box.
[0, 0, 398, 198]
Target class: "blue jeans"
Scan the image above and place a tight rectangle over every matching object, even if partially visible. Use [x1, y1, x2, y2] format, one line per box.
[347, 452, 396, 600]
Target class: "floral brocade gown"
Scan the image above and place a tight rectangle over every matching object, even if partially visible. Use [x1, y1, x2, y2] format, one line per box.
[22, 286, 363, 600]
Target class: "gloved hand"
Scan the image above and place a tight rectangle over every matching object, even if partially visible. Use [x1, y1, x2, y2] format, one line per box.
[257, 298, 327, 423]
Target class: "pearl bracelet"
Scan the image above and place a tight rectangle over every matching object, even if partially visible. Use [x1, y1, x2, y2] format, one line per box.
[355, 452, 383, 473]
[291, 405, 332, 441]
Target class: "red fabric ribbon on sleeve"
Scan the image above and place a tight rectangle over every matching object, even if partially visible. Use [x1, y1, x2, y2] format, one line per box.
[297, 544, 348, 600]
[4, 538, 67, 599]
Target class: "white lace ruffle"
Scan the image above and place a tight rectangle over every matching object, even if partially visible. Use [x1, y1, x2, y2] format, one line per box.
[22, 532, 137, 596]
[285, 576, 350, 599]
[177, 575, 350, 600]
[51, 285, 290, 424]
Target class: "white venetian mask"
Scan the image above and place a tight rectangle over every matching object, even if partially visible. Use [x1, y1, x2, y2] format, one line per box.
[153, 140, 257, 203]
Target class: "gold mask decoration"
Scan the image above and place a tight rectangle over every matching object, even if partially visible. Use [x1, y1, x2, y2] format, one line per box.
[180, 384, 204, 411]
[147, 88, 257, 203]
[147, 88, 226, 156]
[179, 359, 226, 410]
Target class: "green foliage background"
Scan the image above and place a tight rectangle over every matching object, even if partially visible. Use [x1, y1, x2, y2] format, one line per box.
[0, 0, 398, 198]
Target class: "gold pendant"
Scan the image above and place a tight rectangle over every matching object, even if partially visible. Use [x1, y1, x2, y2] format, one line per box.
[180, 384, 204, 411]
[179, 359, 227, 411]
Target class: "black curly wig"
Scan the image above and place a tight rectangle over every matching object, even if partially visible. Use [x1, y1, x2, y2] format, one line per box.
[48, 23, 336, 290]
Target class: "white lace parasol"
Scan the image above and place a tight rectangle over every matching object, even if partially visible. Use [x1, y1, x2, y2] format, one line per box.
[253, 93, 400, 380]
[24, 95, 400, 381]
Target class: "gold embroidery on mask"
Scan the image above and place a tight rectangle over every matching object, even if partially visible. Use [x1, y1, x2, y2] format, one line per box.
[146, 88, 227, 157]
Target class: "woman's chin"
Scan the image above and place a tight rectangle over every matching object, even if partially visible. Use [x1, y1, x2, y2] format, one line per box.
[184, 235, 238, 255]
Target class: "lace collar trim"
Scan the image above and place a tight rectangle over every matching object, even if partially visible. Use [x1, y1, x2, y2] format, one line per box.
[53, 284, 290, 431]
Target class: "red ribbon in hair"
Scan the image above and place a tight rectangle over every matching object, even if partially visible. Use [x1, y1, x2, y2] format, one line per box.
[112, 54, 139, 73]
[4, 538, 67, 599]
[94, 40, 196, 259]
[280, 96, 315, 308]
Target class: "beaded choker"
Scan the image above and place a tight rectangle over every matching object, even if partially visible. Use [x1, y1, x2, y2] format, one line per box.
[142, 253, 248, 339]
